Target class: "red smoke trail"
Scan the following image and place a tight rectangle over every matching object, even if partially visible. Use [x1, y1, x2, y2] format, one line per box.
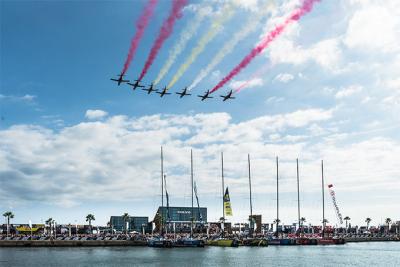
[210, 0, 321, 94]
[139, 0, 188, 81]
[121, 0, 158, 76]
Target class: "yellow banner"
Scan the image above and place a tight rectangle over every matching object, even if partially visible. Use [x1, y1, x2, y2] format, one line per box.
[224, 187, 233, 216]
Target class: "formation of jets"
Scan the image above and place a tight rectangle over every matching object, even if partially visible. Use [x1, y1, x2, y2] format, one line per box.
[110, 74, 235, 101]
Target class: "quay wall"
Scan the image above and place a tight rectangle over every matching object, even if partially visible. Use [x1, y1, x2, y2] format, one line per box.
[0, 240, 147, 247]
[344, 237, 400, 243]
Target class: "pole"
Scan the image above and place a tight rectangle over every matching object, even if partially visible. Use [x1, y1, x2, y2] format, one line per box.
[322, 160, 325, 237]
[191, 149, 194, 238]
[161, 146, 164, 236]
[221, 152, 225, 237]
[297, 158, 301, 235]
[248, 154, 253, 234]
[276, 156, 279, 237]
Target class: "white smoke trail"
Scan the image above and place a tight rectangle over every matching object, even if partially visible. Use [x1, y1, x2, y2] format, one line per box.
[188, 1, 274, 91]
[154, 6, 211, 85]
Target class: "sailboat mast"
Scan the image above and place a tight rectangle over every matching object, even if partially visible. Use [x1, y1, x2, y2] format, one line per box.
[248, 154, 253, 230]
[191, 149, 194, 238]
[297, 158, 301, 233]
[321, 160, 325, 236]
[276, 156, 279, 236]
[161, 146, 164, 235]
[221, 152, 225, 236]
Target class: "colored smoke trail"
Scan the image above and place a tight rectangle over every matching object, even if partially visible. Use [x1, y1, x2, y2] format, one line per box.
[234, 63, 271, 93]
[154, 7, 210, 86]
[210, 0, 321, 94]
[167, 3, 235, 89]
[188, 2, 274, 91]
[139, 0, 188, 81]
[121, 0, 158, 76]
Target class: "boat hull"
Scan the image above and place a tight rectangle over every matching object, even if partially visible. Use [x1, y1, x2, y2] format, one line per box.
[241, 238, 268, 247]
[207, 239, 239, 247]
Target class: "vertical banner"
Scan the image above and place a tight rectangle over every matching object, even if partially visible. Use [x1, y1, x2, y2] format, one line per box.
[224, 187, 233, 216]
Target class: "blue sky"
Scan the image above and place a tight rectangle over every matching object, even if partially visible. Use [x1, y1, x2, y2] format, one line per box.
[1, 0, 400, 227]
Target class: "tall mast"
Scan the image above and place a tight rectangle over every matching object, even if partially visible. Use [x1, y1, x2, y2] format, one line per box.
[276, 156, 279, 236]
[161, 146, 164, 235]
[191, 149, 194, 238]
[221, 152, 225, 237]
[321, 160, 325, 236]
[296, 158, 301, 235]
[248, 154, 253, 232]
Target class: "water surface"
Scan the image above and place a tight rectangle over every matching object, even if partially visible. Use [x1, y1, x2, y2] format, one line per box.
[1, 242, 399, 266]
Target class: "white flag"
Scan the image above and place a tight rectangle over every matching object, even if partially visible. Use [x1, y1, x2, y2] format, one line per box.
[29, 220, 32, 228]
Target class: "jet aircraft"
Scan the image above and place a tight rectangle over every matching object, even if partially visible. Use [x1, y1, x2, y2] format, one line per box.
[110, 74, 129, 85]
[127, 79, 145, 90]
[143, 83, 157, 94]
[157, 86, 171, 97]
[220, 90, 235, 101]
[197, 90, 213, 101]
[176, 87, 191, 98]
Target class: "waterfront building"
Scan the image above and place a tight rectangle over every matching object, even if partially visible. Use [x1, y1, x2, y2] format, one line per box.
[109, 216, 150, 233]
[153, 206, 207, 233]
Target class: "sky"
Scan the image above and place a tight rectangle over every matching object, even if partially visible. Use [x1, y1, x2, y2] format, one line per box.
[1, 0, 399, 227]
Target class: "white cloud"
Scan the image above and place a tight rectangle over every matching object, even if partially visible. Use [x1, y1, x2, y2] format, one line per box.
[274, 73, 294, 83]
[0, 94, 36, 102]
[1, 109, 400, 225]
[85, 109, 108, 120]
[335, 85, 363, 99]
[230, 78, 263, 89]
[344, 4, 400, 52]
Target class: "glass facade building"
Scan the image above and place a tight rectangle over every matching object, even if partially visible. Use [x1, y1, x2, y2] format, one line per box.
[110, 216, 150, 233]
[155, 206, 207, 223]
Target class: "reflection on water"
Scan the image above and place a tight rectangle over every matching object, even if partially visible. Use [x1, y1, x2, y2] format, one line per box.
[0, 242, 400, 267]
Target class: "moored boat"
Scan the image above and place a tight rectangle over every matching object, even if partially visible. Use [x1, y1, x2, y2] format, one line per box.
[207, 238, 239, 247]
[173, 237, 204, 247]
[241, 238, 268, 247]
[147, 237, 173, 248]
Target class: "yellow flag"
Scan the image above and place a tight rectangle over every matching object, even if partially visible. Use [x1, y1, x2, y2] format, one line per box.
[224, 187, 233, 216]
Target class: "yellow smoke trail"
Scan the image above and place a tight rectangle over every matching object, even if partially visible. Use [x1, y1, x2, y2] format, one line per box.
[154, 7, 210, 86]
[189, 1, 275, 91]
[167, 3, 235, 89]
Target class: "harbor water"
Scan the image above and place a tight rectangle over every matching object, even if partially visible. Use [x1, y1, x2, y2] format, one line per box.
[0, 242, 399, 266]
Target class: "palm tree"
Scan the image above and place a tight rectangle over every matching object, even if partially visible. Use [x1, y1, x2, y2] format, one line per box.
[45, 218, 53, 236]
[365, 218, 372, 230]
[300, 217, 306, 233]
[86, 214, 95, 234]
[122, 213, 130, 235]
[385, 218, 392, 233]
[273, 218, 281, 236]
[344, 216, 351, 230]
[3, 211, 14, 237]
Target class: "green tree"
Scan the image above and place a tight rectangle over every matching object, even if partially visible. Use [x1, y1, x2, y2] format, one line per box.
[300, 217, 306, 227]
[122, 213, 130, 234]
[3, 211, 14, 236]
[86, 214, 95, 234]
